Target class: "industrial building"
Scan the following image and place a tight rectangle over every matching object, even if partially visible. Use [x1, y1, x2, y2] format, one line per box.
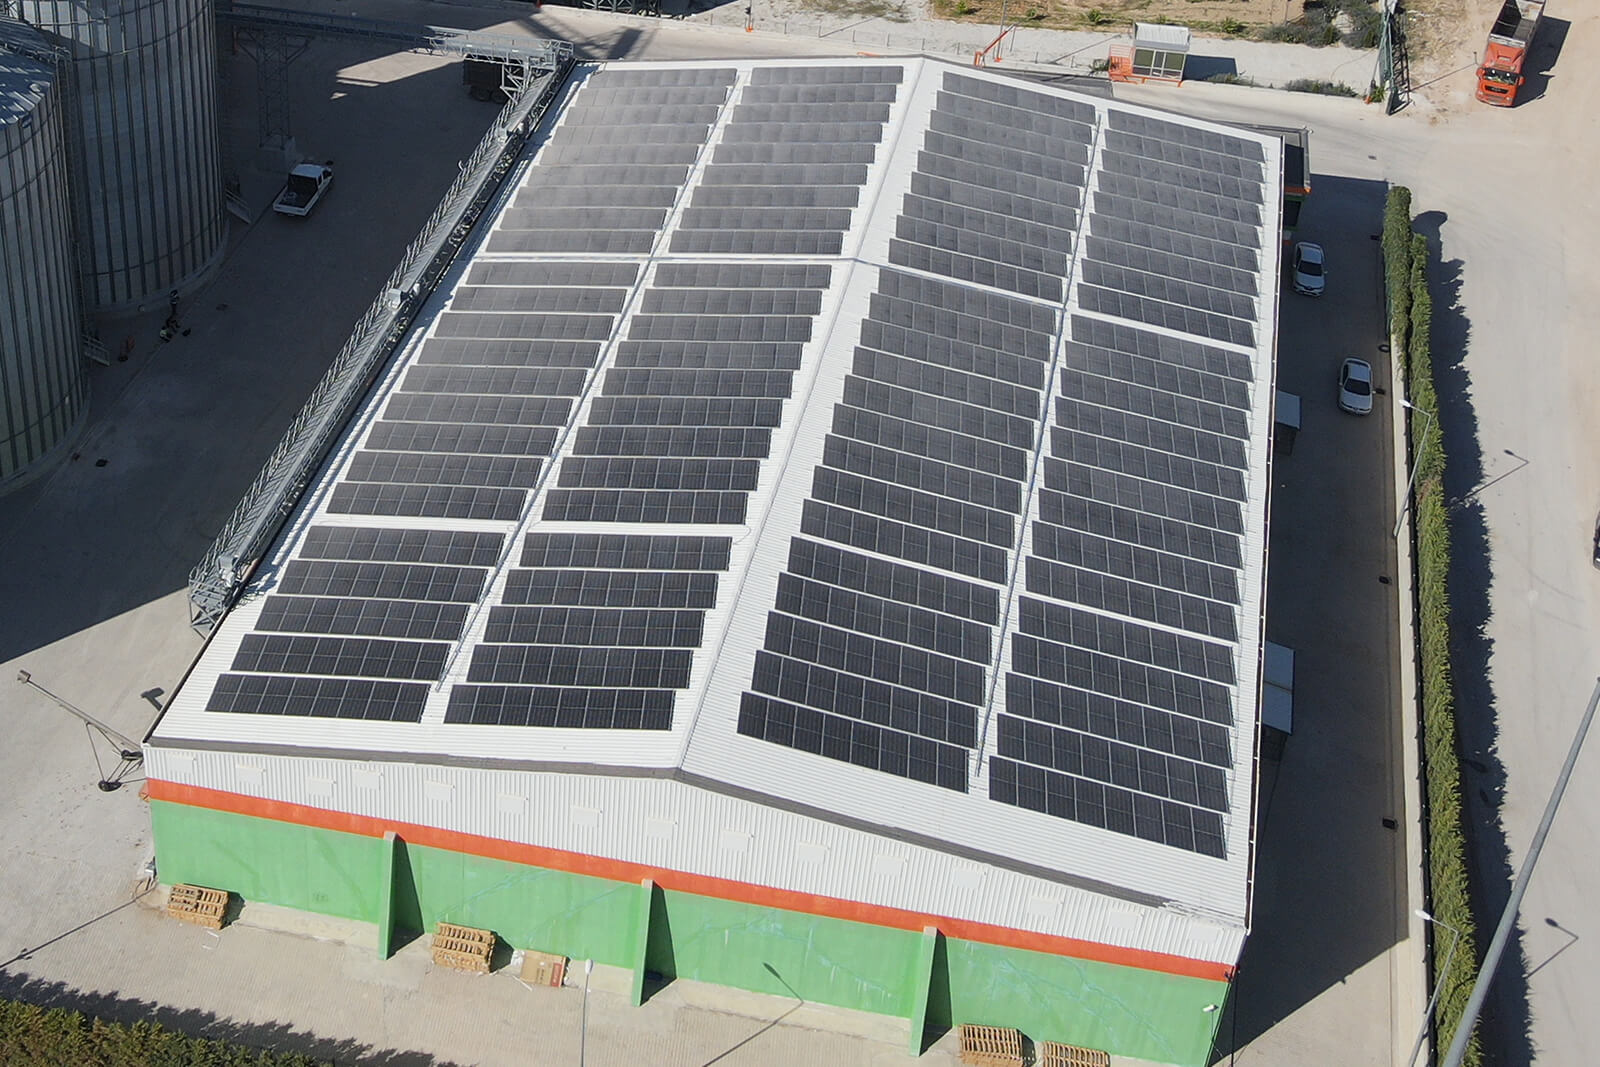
[147, 56, 1282, 1066]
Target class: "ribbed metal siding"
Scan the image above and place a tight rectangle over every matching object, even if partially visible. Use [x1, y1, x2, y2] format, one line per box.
[145, 745, 1247, 966]
[0, 31, 85, 487]
[18, 0, 225, 311]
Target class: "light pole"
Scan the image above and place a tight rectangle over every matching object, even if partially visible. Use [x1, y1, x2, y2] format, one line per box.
[1407, 908, 1463, 1067]
[578, 957, 594, 1067]
[1393, 398, 1437, 540]
[1442, 677, 1600, 1067]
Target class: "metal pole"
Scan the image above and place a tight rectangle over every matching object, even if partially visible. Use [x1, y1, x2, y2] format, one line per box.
[1441, 676, 1600, 1067]
[17, 670, 143, 755]
[1407, 909, 1463, 1067]
[1393, 401, 1435, 540]
[578, 957, 594, 1066]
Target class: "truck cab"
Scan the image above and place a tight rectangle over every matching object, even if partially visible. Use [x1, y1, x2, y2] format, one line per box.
[273, 162, 334, 217]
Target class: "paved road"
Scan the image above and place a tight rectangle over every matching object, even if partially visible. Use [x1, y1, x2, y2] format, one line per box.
[1120, 26, 1600, 1058]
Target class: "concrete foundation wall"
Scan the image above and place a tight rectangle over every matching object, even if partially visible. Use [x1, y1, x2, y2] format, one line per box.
[150, 799, 1227, 1065]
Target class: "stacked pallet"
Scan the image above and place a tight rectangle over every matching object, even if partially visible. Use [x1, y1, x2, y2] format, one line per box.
[430, 922, 496, 973]
[1038, 1041, 1111, 1067]
[957, 1024, 1024, 1067]
[165, 884, 229, 930]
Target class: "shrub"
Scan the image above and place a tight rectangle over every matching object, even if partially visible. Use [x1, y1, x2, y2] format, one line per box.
[1218, 16, 1247, 35]
[1206, 72, 1259, 85]
[1283, 78, 1361, 96]
[0, 998, 331, 1067]
[1386, 188, 1484, 1067]
[1262, 18, 1338, 46]
[1341, 6, 1381, 48]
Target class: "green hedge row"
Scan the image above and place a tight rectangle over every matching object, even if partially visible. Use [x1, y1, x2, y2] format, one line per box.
[0, 998, 330, 1067]
[1384, 186, 1481, 1066]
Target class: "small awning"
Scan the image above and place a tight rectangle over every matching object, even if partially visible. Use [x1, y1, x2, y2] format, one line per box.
[1262, 641, 1294, 734]
[1275, 390, 1301, 430]
[1133, 22, 1193, 52]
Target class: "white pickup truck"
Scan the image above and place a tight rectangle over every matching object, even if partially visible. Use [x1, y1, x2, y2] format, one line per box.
[273, 162, 333, 217]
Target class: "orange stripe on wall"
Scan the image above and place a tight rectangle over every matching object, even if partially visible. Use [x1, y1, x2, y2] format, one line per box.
[146, 778, 1235, 982]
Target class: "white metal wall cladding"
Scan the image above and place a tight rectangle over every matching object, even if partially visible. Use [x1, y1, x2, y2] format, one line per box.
[16, 0, 225, 311]
[146, 747, 1246, 967]
[0, 28, 86, 487]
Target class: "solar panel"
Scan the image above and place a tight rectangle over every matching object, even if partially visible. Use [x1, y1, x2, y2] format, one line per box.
[452, 529, 736, 729]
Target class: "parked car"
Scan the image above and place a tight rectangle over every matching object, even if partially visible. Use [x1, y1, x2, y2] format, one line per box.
[1292, 241, 1326, 296]
[1338, 358, 1373, 415]
[273, 162, 334, 217]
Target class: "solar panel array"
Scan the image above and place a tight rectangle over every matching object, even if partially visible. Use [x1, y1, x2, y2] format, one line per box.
[1077, 110, 1267, 348]
[490, 66, 735, 256]
[544, 262, 832, 527]
[446, 532, 731, 728]
[672, 65, 901, 256]
[188, 60, 1275, 868]
[889, 73, 1093, 302]
[736, 263, 1059, 792]
[985, 108, 1269, 859]
[209, 526, 505, 721]
[451, 65, 900, 733]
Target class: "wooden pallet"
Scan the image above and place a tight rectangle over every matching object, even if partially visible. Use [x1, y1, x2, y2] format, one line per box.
[431, 922, 496, 973]
[1038, 1041, 1111, 1067]
[166, 884, 229, 930]
[519, 949, 567, 988]
[957, 1024, 1024, 1067]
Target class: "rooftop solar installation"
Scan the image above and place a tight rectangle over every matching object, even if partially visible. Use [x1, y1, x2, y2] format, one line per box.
[156, 58, 1281, 914]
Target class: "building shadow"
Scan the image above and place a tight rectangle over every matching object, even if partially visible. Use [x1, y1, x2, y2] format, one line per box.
[1410, 208, 1534, 1067]
[639, 881, 677, 1003]
[0, 973, 461, 1066]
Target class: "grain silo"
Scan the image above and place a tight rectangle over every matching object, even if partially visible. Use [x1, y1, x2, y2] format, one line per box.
[0, 18, 86, 491]
[14, 0, 226, 312]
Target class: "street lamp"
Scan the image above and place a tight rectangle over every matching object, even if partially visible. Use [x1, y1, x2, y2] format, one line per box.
[578, 957, 594, 1067]
[1393, 398, 1437, 540]
[1407, 908, 1463, 1067]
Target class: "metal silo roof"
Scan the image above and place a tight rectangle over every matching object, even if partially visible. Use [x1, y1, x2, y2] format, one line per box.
[0, 19, 53, 127]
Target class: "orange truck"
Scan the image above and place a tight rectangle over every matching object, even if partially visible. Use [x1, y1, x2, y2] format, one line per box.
[1476, 0, 1544, 106]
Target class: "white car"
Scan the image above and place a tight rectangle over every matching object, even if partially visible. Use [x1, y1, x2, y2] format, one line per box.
[1338, 358, 1373, 415]
[273, 162, 334, 217]
[1292, 241, 1326, 297]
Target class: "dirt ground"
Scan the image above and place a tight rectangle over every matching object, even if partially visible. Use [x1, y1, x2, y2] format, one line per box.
[932, 0, 1309, 34]
[1404, 0, 1510, 109]
[789, 0, 1308, 33]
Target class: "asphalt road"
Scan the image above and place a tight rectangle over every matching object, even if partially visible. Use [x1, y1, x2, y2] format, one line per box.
[1120, 35, 1600, 1061]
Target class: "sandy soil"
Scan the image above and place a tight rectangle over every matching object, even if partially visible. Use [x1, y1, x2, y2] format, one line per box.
[770, 0, 1307, 33]
[1404, 0, 1508, 111]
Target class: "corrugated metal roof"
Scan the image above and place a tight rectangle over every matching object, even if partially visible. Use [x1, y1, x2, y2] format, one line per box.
[154, 56, 1281, 924]
[1133, 22, 1193, 51]
[0, 19, 54, 127]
